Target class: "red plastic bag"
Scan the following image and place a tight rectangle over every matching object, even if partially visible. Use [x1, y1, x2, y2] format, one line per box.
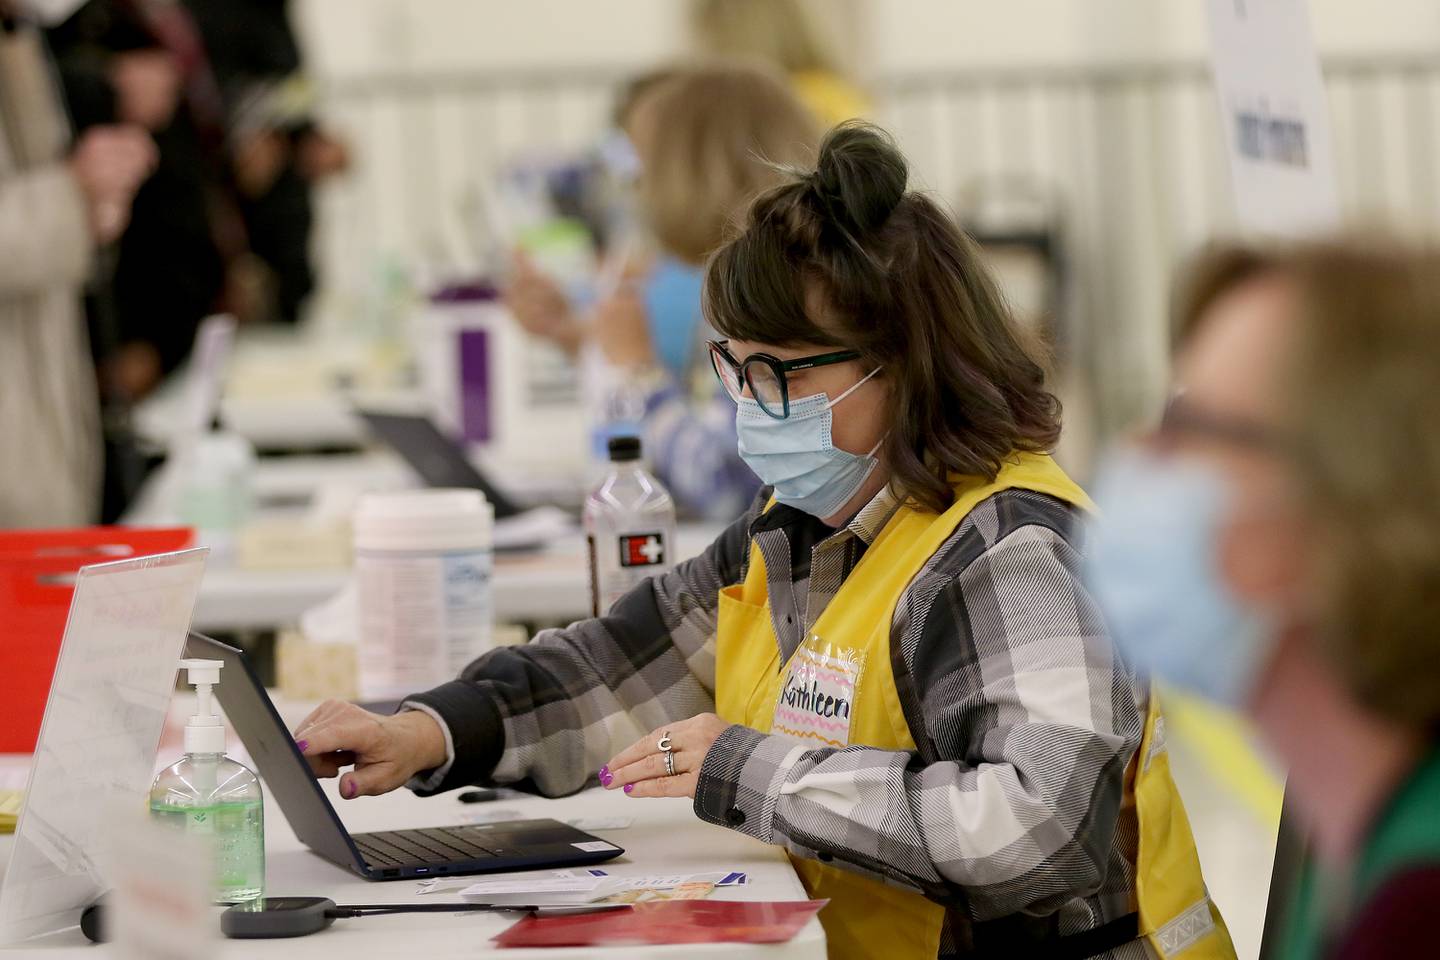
[0, 527, 192, 752]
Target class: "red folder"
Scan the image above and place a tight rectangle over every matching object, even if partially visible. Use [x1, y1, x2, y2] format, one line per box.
[0, 527, 193, 752]
[492, 899, 827, 948]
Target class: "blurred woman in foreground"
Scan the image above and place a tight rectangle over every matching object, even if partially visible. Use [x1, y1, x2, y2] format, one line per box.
[1087, 238, 1440, 959]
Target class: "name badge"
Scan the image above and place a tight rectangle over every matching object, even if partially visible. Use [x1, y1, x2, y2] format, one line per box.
[772, 639, 864, 748]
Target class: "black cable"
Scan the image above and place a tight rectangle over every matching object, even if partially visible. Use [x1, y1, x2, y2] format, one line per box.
[220, 897, 629, 938]
[325, 903, 538, 919]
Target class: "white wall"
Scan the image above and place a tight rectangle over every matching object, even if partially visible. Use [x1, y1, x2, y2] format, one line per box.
[297, 1, 1440, 78]
[296, 0, 687, 75]
[293, 1, 1440, 447]
[868, 0, 1440, 71]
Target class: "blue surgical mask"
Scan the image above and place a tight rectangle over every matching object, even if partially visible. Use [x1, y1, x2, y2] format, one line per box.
[642, 257, 705, 382]
[597, 129, 642, 183]
[735, 370, 882, 519]
[1082, 450, 1276, 708]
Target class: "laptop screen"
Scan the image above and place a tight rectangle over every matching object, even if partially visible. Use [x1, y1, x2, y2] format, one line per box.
[356, 411, 523, 519]
[185, 633, 360, 871]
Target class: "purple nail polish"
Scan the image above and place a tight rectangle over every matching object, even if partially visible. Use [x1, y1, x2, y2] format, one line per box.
[295, 739, 309, 753]
[623, 783, 633, 794]
[342, 780, 356, 799]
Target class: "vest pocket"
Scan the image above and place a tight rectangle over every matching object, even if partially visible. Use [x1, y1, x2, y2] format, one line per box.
[715, 587, 781, 729]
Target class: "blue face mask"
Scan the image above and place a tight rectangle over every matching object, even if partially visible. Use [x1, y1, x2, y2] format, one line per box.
[1082, 450, 1275, 708]
[735, 369, 882, 519]
[642, 257, 706, 381]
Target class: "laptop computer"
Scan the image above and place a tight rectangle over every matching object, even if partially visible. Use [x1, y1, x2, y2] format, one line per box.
[186, 633, 624, 881]
[356, 410, 524, 520]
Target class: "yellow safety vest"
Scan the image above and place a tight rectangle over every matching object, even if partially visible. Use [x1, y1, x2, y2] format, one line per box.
[715, 453, 1236, 960]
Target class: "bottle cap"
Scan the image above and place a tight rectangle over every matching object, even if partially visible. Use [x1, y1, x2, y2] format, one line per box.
[180, 658, 226, 755]
[607, 436, 642, 462]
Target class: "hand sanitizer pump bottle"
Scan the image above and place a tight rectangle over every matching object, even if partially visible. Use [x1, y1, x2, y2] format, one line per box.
[149, 659, 265, 903]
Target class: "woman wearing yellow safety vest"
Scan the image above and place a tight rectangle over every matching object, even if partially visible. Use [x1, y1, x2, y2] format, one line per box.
[296, 123, 1235, 960]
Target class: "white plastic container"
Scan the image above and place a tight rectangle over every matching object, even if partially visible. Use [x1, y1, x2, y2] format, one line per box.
[171, 429, 256, 556]
[412, 281, 590, 480]
[353, 489, 495, 700]
[413, 282, 508, 446]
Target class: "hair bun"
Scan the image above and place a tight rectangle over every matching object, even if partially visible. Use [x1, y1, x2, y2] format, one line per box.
[810, 121, 908, 238]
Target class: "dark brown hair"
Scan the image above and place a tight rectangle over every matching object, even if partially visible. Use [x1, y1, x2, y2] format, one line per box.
[702, 121, 1061, 514]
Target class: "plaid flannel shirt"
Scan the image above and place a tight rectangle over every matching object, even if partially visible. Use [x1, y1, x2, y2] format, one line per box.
[405, 483, 1152, 959]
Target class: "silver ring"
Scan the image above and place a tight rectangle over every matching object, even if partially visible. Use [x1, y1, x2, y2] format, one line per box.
[657, 733, 672, 753]
[664, 750, 676, 777]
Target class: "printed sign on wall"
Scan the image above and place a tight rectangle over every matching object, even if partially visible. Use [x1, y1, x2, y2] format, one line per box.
[1206, 0, 1340, 235]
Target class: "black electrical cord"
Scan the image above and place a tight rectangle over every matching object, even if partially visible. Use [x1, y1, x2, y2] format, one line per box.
[89, 896, 634, 941]
[325, 903, 540, 918]
[219, 896, 600, 939]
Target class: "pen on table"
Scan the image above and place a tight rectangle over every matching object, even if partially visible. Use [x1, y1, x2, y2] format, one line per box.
[458, 788, 500, 803]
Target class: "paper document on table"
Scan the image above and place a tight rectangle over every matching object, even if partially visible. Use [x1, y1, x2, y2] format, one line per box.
[416, 867, 607, 897]
[493, 506, 575, 550]
[461, 870, 747, 907]
[565, 816, 632, 831]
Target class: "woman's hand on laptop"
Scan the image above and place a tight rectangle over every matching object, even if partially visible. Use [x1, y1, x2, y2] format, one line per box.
[293, 701, 448, 799]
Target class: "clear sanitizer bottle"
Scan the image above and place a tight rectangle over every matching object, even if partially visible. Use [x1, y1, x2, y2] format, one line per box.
[149, 659, 265, 903]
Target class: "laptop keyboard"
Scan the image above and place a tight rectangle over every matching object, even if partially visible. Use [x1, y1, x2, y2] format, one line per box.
[355, 827, 503, 867]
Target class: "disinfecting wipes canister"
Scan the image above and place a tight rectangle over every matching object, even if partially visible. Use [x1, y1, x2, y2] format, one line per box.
[354, 488, 494, 700]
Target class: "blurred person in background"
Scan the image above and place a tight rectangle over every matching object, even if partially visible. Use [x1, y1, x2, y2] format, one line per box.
[507, 62, 819, 520]
[0, 0, 154, 526]
[186, 0, 349, 326]
[690, 0, 870, 127]
[1086, 238, 1440, 959]
[46, 0, 248, 400]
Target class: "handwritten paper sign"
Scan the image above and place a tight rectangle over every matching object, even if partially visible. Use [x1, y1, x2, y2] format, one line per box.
[772, 641, 863, 748]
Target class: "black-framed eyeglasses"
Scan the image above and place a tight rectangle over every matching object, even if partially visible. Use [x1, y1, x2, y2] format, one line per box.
[1156, 394, 1293, 457]
[707, 339, 861, 420]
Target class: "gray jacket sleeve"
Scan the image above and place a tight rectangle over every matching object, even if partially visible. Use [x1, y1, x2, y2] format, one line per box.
[0, 164, 91, 297]
[402, 493, 765, 797]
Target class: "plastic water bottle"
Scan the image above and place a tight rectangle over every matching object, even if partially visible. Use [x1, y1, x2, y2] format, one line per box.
[149, 659, 265, 904]
[585, 436, 677, 616]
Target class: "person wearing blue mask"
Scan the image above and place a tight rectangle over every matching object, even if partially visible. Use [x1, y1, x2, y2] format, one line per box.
[507, 62, 819, 521]
[296, 123, 1233, 960]
[1085, 239, 1440, 960]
